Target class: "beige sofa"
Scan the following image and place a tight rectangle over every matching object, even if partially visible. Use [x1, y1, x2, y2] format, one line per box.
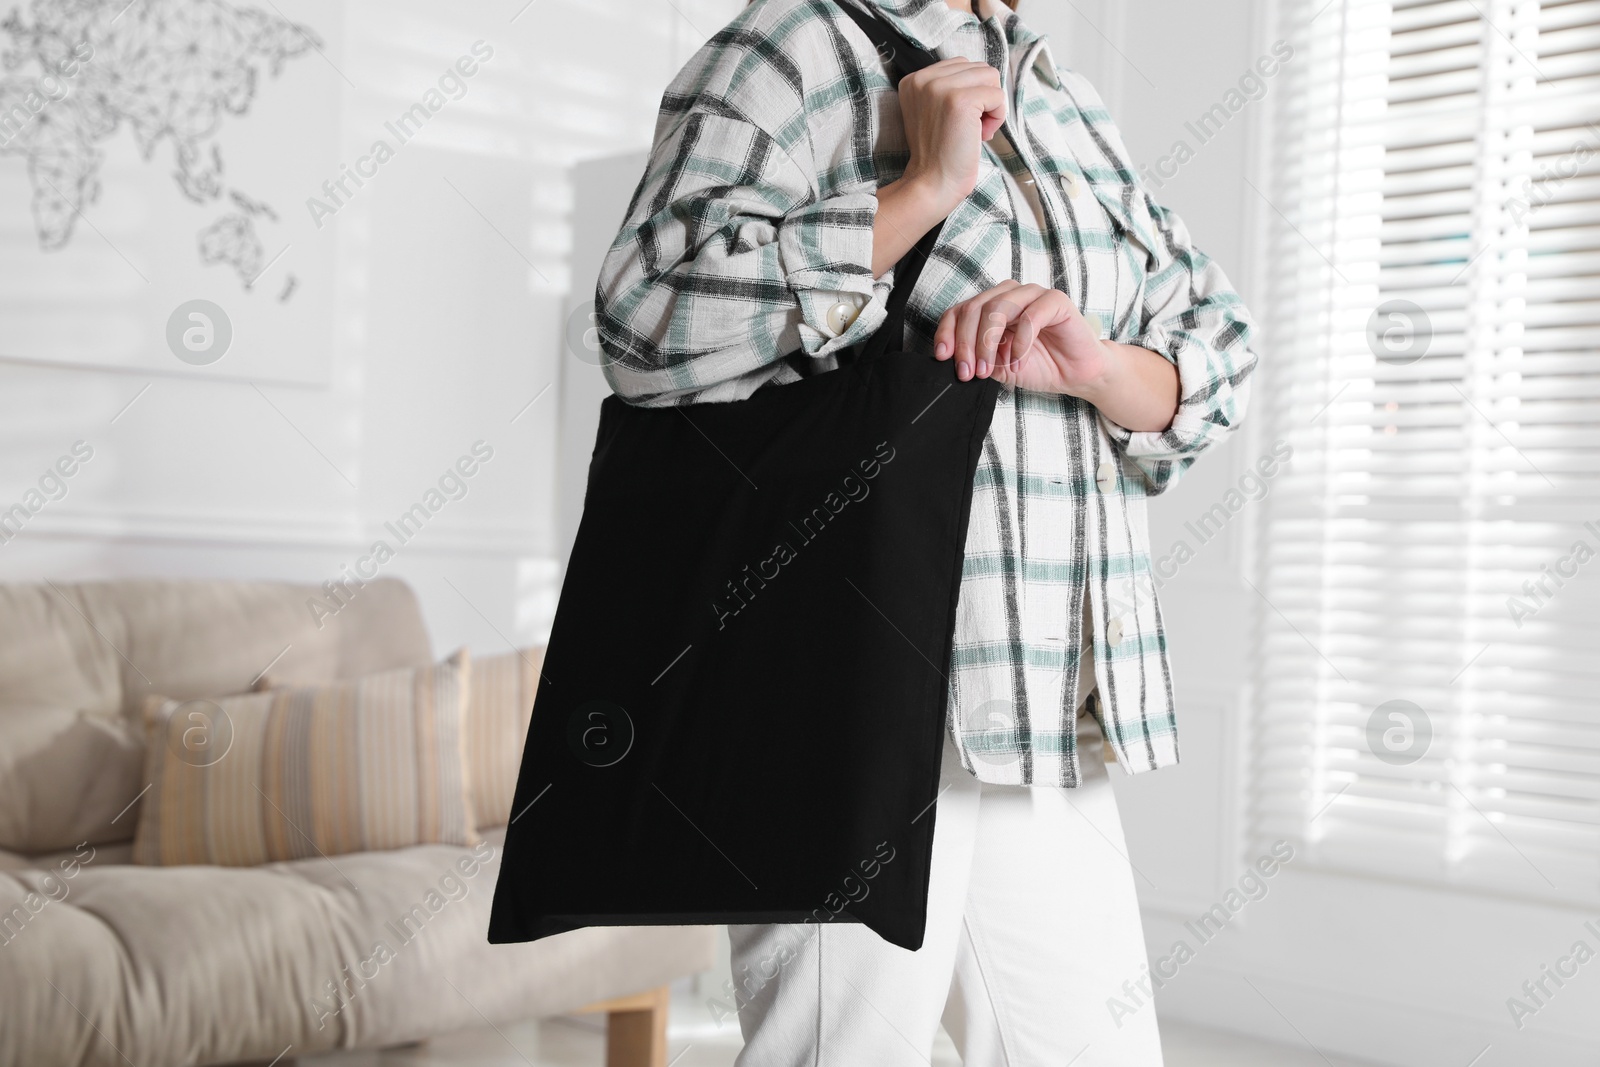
[0, 577, 717, 1066]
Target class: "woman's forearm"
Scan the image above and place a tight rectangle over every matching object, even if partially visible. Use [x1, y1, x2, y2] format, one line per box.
[1074, 341, 1181, 433]
[876, 177, 1179, 434]
[871, 177, 949, 278]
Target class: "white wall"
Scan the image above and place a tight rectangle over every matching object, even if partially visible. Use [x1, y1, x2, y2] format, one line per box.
[0, 0, 744, 660]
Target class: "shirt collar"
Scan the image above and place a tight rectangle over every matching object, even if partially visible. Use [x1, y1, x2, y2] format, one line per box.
[982, 0, 1064, 90]
[1029, 36, 1063, 90]
[859, 0, 1062, 90]
[853, 0, 966, 52]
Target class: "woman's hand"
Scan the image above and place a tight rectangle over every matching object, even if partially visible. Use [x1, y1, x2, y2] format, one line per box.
[897, 58, 1007, 218]
[934, 281, 1106, 393]
[934, 281, 1182, 432]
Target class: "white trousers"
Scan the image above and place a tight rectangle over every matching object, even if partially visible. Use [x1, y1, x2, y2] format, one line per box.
[728, 716, 1165, 1066]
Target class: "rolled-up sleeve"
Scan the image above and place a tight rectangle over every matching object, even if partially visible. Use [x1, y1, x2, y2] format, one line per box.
[596, 107, 894, 407]
[779, 191, 896, 358]
[1098, 192, 1260, 495]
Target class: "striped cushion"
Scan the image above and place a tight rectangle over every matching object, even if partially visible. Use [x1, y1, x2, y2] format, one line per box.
[463, 646, 543, 828]
[132, 649, 476, 866]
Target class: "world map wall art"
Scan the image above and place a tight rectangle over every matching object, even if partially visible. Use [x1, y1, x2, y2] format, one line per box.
[0, 0, 342, 383]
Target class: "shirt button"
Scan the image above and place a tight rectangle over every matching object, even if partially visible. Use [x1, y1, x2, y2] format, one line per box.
[825, 300, 860, 336]
[1096, 460, 1116, 490]
[1107, 616, 1126, 648]
[1058, 170, 1081, 198]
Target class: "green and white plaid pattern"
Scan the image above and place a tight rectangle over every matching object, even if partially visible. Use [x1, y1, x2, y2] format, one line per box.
[595, 0, 1259, 786]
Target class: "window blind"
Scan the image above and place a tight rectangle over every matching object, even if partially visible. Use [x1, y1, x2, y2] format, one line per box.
[1251, 0, 1600, 907]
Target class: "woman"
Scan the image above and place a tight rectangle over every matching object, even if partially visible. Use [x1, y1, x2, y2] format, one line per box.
[595, 0, 1259, 1061]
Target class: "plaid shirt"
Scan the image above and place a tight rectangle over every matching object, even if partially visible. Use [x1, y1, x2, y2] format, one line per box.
[595, 0, 1259, 786]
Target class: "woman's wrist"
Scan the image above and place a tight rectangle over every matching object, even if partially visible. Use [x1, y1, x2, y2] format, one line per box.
[870, 175, 952, 277]
[1072, 341, 1180, 433]
[892, 166, 962, 220]
[1064, 339, 1123, 406]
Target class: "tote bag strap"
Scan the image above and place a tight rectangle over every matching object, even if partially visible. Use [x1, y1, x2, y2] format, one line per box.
[831, 0, 951, 363]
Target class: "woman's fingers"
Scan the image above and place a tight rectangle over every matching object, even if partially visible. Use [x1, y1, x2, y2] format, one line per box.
[980, 107, 1005, 141]
[973, 298, 1012, 378]
[913, 61, 1007, 139]
[936, 285, 1081, 383]
[996, 287, 1071, 371]
[914, 59, 1001, 88]
[953, 292, 989, 381]
[937, 281, 1020, 380]
[973, 86, 1008, 140]
[934, 288, 955, 359]
[975, 285, 1054, 377]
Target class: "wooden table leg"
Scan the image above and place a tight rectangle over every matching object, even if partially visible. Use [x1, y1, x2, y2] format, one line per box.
[575, 984, 672, 1067]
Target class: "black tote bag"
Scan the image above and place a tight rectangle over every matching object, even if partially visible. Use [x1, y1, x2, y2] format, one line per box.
[488, 1, 999, 952]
